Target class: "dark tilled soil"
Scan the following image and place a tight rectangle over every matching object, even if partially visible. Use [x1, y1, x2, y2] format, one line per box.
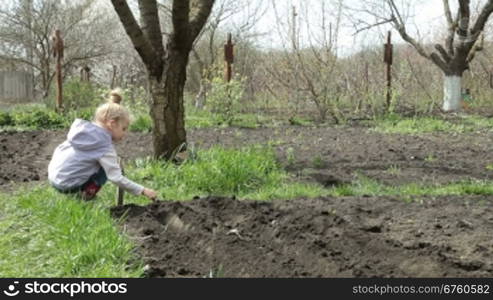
[3, 125, 493, 187]
[0, 130, 56, 186]
[2, 124, 493, 277]
[111, 195, 493, 277]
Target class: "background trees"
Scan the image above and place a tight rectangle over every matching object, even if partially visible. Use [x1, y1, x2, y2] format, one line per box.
[5, 1, 493, 157]
[354, 0, 493, 111]
[0, 0, 118, 97]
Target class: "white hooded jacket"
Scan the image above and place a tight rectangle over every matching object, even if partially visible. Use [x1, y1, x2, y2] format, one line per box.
[48, 119, 144, 195]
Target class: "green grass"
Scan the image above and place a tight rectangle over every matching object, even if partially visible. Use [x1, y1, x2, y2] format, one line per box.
[0, 104, 152, 133]
[371, 114, 493, 134]
[126, 145, 326, 201]
[185, 107, 278, 129]
[0, 187, 144, 277]
[185, 108, 223, 129]
[129, 114, 153, 133]
[0, 105, 95, 131]
[329, 174, 493, 198]
[288, 116, 314, 126]
[0, 104, 281, 132]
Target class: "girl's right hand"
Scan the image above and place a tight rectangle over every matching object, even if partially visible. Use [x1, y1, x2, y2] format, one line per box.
[142, 188, 158, 201]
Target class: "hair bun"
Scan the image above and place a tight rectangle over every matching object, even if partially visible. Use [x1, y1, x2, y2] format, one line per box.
[109, 88, 123, 104]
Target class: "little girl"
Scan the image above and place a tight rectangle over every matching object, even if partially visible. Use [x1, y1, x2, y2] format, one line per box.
[48, 89, 157, 201]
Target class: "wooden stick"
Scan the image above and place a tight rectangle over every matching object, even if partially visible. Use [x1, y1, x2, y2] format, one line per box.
[116, 157, 125, 206]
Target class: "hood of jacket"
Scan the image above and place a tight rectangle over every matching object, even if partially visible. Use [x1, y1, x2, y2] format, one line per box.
[67, 119, 113, 153]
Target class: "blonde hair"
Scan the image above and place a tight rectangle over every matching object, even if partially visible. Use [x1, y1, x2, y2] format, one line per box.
[94, 88, 130, 124]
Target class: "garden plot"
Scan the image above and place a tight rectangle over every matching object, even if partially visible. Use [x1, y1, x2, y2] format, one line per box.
[1, 124, 493, 277]
[111, 194, 493, 277]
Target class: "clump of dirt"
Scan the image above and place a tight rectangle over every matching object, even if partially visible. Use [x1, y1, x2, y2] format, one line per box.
[111, 195, 493, 278]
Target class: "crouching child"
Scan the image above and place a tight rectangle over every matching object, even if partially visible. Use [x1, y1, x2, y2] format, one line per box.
[48, 89, 157, 201]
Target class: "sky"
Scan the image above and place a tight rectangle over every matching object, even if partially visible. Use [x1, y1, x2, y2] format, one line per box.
[247, 0, 447, 55]
[4, 0, 488, 56]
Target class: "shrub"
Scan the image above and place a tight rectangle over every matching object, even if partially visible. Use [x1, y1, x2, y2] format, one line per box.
[11, 108, 65, 129]
[0, 111, 13, 126]
[45, 78, 102, 111]
[206, 76, 246, 126]
[0, 106, 94, 130]
[130, 114, 153, 132]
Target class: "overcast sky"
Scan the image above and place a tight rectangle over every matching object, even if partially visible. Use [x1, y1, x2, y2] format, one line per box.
[246, 0, 447, 55]
[6, 0, 490, 56]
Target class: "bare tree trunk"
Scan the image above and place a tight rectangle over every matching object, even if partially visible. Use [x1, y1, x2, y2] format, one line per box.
[112, 0, 214, 159]
[149, 52, 188, 159]
[443, 74, 462, 111]
[194, 80, 207, 109]
[370, 0, 493, 112]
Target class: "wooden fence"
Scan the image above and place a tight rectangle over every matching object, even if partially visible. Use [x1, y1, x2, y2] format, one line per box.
[0, 71, 34, 103]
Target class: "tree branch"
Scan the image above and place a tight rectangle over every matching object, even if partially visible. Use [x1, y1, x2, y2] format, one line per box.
[470, 0, 493, 36]
[395, 26, 429, 60]
[387, 0, 404, 26]
[429, 52, 448, 72]
[353, 18, 394, 35]
[172, 0, 191, 49]
[443, 0, 453, 27]
[138, 0, 165, 56]
[457, 0, 470, 40]
[435, 44, 451, 62]
[467, 32, 485, 63]
[442, 0, 455, 55]
[189, 0, 215, 43]
[110, 0, 160, 71]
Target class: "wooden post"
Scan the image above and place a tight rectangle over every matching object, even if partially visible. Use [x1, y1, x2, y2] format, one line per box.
[384, 31, 393, 109]
[357, 62, 370, 112]
[52, 29, 64, 112]
[489, 70, 493, 89]
[224, 33, 234, 82]
[110, 65, 117, 89]
[81, 65, 91, 82]
[116, 158, 125, 206]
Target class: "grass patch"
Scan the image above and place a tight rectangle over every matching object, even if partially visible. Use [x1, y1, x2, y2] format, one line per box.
[0, 105, 93, 131]
[125, 145, 325, 201]
[329, 174, 493, 198]
[0, 103, 152, 133]
[288, 116, 314, 126]
[371, 115, 465, 134]
[0, 187, 144, 277]
[371, 114, 493, 134]
[129, 114, 153, 133]
[185, 107, 276, 129]
[185, 108, 223, 129]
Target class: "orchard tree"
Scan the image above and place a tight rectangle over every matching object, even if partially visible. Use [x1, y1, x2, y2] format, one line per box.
[265, 0, 346, 122]
[111, 0, 215, 159]
[358, 0, 493, 111]
[0, 0, 117, 97]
